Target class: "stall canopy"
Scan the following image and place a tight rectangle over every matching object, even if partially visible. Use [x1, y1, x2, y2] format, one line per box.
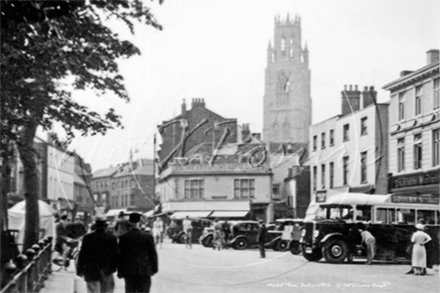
[209, 211, 249, 218]
[171, 211, 212, 219]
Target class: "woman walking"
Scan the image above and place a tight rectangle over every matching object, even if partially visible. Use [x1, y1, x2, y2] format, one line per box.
[410, 223, 432, 275]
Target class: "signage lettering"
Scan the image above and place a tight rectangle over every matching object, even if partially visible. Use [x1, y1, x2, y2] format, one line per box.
[391, 194, 439, 205]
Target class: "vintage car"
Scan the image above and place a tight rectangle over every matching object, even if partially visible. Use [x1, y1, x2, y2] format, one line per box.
[267, 218, 304, 253]
[228, 221, 280, 250]
[300, 193, 440, 264]
[170, 218, 212, 244]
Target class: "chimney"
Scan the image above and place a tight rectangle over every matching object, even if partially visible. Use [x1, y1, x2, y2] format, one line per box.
[181, 99, 186, 115]
[241, 124, 250, 141]
[362, 86, 377, 108]
[191, 98, 206, 109]
[427, 49, 439, 65]
[341, 84, 361, 116]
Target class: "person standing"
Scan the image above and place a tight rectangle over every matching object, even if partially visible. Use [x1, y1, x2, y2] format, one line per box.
[118, 213, 158, 293]
[76, 217, 119, 293]
[257, 219, 267, 258]
[55, 215, 70, 267]
[222, 221, 230, 249]
[168, 220, 177, 243]
[358, 223, 376, 265]
[185, 226, 193, 249]
[152, 217, 164, 249]
[410, 223, 432, 275]
[114, 212, 129, 237]
[213, 219, 223, 251]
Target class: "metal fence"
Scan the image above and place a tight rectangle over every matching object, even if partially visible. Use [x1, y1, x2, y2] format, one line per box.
[1, 236, 52, 293]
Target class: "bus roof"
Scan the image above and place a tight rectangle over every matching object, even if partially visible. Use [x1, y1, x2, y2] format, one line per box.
[321, 193, 390, 206]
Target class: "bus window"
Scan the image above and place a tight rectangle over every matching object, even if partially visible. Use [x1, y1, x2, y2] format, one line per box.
[355, 205, 372, 222]
[397, 209, 415, 225]
[418, 210, 436, 224]
[376, 208, 395, 224]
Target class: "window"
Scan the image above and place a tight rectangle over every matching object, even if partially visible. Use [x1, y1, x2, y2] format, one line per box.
[313, 166, 317, 191]
[376, 208, 396, 224]
[360, 151, 367, 183]
[397, 138, 405, 172]
[321, 164, 326, 189]
[397, 208, 415, 225]
[329, 130, 334, 146]
[415, 85, 422, 116]
[130, 194, 136, 206]
[280, 38, 286, 55]
[184, 179, 204, 199]
[313, 135, 317, 151]
[433, 129, 440, 166]
[417, 210, 436, 225]
[343, 124, 350, 141]
[343, 156, 349, 185]
[434, 78, 440, 110]
[413, 134, 422, 170]
[289, 38, 294, 58]
[361, 117, 368, 136]
[329, 162, 334, 189]
[321, 133, 326, 149]
[272, 184, 280, 199]
[398, 92, 406, 121]
[234, 179, 255, 199]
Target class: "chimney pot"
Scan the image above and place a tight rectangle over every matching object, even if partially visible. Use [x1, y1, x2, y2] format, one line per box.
[364, 86, 368, 91]
[355, 85, 358, 91]
[427, 49, 439, 65]
[369, 86, 374, 91]
[349, 85, 352, 91]
[344, 85, 347, 91]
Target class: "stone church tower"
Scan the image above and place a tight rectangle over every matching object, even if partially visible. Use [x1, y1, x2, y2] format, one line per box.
[263, 15, 312, 143]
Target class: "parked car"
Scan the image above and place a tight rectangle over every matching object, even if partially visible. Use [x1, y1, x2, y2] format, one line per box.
[228, 221, 280, 250]
[267, 218, 304, 254]
[199, 221, 230, 247]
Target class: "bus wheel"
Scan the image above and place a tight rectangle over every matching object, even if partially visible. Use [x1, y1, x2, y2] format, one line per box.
[301, 245, 322, 261]
[290, 242, 301, 255]
[323, 239, 348, 263]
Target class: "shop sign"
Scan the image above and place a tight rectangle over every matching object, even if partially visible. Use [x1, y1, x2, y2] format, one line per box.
[391, 169, 439, 189]
[391, 194, 439, 205]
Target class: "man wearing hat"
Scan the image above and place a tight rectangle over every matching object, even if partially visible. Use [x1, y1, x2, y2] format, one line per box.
[76, 217, 119, 293]
[118, 213, 158, 293]
[257, 219, 267, 258]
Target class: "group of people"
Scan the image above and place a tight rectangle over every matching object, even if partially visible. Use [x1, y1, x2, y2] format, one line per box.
[212, 219, 231, 250]
[75, 213, 158, 293]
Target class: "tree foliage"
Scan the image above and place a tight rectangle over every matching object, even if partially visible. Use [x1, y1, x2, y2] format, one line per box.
[1, 0, 162, 250]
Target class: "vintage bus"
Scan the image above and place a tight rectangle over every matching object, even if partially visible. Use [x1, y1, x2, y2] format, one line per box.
[300, 192, 440, 264]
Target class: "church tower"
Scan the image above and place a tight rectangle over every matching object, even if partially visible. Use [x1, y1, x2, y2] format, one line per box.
[263, 14, 311, 143]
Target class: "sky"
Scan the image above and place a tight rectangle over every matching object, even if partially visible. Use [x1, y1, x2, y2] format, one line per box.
[46, 0, 440, 172]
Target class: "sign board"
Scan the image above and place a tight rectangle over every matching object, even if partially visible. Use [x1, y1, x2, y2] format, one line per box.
[391, 194, 439, 205]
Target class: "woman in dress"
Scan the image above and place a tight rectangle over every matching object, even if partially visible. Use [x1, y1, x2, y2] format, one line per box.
[411, 223, 432, 275]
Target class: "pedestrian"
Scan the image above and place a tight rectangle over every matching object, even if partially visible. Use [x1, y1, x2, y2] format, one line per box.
[409, 223, 432, 275]
[76, 217, 119, 293]
[185, 226, 193, 249]
[55, 215, 70, 267]
[222, 221, 230, 249]
[257, 219, 267, 258]
[168, 220, 177, 243]
[118, 213, 158, 293]
[346, 222, 362, 263]
[114, 212, 129, 237]
[182, 216, 192, 234]
[152, 216, 164, 249]
[213, 219, 223, 251]
[358, 223, 376, 265]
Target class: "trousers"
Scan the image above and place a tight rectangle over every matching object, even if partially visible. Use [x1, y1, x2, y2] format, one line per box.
[86, 274, 114, 293]
[124, 276, 151, 293]
[259, 243, 266, 258]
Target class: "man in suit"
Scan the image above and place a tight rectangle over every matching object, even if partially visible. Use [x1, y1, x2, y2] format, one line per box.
[76, 217, 119, 293]
[118, 213, 158, 293]
[257, 219, 267, 258]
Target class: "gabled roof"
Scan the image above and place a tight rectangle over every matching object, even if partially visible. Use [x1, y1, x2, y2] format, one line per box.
[92, 166, 119, 179]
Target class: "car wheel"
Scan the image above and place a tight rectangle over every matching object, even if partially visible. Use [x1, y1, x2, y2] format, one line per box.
[289, 242, 301, 255]
[202, 235, 213, 247]
[178, 232, 187, 244]
[234, 238, 248, 250]
[322, 238, 348, 263]
[301, 245, 322, 261]
[276, 240, 289, 252]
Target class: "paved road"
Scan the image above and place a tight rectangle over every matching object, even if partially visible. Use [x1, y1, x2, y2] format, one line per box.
[73, 239, 439, 293]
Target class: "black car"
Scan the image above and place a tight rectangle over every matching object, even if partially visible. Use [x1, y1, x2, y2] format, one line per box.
[171, 218, 211, 244]
[228, 221, 279, 250]
[268, 218, 304, 253]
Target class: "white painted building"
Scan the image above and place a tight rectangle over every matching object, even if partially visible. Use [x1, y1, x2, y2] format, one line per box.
[309, 85, 389, 202]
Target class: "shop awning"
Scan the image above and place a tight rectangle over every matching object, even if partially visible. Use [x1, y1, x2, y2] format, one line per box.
[209, 211, 249, 218]
[171, 211, 212, 219]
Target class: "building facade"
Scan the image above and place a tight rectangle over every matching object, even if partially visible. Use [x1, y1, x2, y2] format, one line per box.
[309, 85, 389, 201]
[91, 165, 118, 214]
[157, 142, 273, 222]
[73, 153, 94, 220]
[263, 15, 312, 143]
[383, 49, 440, 205]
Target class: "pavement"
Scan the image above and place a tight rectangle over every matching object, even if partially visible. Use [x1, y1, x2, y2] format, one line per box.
[39, 238, 440, 293]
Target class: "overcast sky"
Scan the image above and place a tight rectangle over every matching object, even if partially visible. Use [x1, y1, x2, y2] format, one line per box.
[51, 0, 440, 172]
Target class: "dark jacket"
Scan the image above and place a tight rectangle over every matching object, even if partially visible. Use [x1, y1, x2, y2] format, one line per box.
[76, 229, 119, 282]
[118, 227, 158, 278]
[257, 224, 267, 244]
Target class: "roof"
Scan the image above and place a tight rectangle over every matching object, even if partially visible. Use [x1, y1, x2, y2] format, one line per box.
[92, 166, 119, 179]
[114, 163, 154, 178]
[383, 61, 439, 91]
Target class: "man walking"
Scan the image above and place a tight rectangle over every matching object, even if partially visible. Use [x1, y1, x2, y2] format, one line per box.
[257, 219, 267, 258]
[152, 216, 164, 249]
[118, 213, 158, 293]
[76, 217, 119, 293]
